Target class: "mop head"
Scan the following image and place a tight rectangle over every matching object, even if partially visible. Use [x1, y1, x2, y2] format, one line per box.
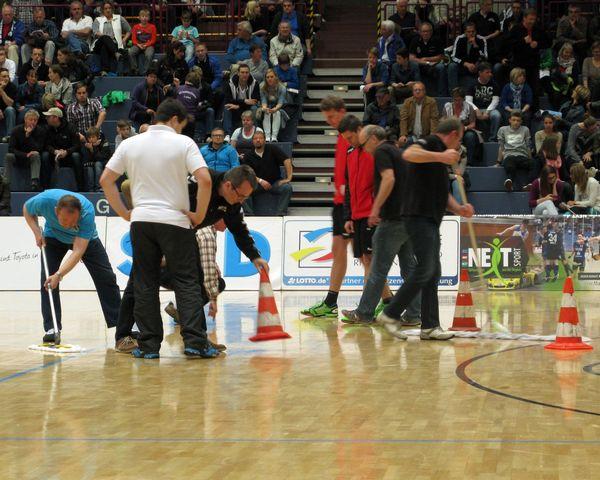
[28, 343, 85, 353]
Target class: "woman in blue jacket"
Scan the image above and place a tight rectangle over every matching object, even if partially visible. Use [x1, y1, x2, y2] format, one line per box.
[499, 67, 533, 126]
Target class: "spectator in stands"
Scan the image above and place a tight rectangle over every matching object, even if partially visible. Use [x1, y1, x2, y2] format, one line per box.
[157, 41, 189, 88]
[188, 43, 223, 92]
[543, 42, 580, 110]
[466, 62, 500, 141]
[538, 136, 563, 179]
[0, 46, 16, 82]
[61, 0, 93, 55]
[500, 0, 523, 34]
[242, 44, 269, 83]
[529, 165, 570, 215]
[16, 69, 44, 124]
[66, 82, 105, 141]
[84, 0, 101, 19]
[448, 22, 488, 92]
[558, 85, 590, 134]
[128, 8, 156, 75]
[275, 53, 300, 90]
[0, 4, 24, 67]
[499, 67, 532, 125]
[270, 0, 312, 57]
[566, 116, 600, 170]
[223, 63, 260, 135]
[171, 70, 214, 142]
[0, 67, 16, 137]
[56, 47, 92, 85]
[200, 127, 240, 172]
[535, 114, 563, 154]
[389, 0, 417, 47]
[377, 20, 405, 67]
[409, 22, 446, 97]
[399, 81, 439, 146]
[231, 110, 263, 154]
[269, 21, 303, 68]
[497, 110, 533, 191]
[114, 119, 136, 149]
[362, 47, 389, 108]
[18, 46, 49, 85]
[509, 9, 549, 104]
[44, 107, 84, 190]
[244, 1, 269, 40]
[242, 130, 293, 215]
[82, 125, 111, 191]
[11, 0, 42, 27]
[363, 87, 400, 141]
[21, 7, 58, 66]
[4, 109, 45, 190]
[442, 87, 479, 166]
[467, 0, 500, 62]
[259, 68, 289, 142]
[226, 21, 266, 66]
[414, 0, 447, 41]
[171, 10, 199, 62]
[91, 1, 131, 75]
[582, 42, 600, 101]
[390, 48, 420, 103]
[555, 4, 588, 62]
[568, 162, 600, 213]
[129, 69, 165, 125]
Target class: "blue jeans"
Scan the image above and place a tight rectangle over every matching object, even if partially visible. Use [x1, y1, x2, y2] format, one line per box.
[463, 129, 480, 165]
[244, 180, 293, 215]
[83, 161, 103, 191]
[356, 219, 421, 319]
[2, 106, 16, 136]
[41, 236, 120, 332]
[384, 217, 442, 329]
[66, 32, 90, 54]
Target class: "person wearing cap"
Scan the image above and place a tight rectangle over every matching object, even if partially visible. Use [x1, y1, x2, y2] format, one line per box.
[44, 107, 84, 191]
[363, 87, 400, 142]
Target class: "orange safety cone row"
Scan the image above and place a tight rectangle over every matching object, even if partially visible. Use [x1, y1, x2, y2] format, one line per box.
[249, 269, 292, 342]
[545, 277, 593, 351]
[449, 269, 480, 332]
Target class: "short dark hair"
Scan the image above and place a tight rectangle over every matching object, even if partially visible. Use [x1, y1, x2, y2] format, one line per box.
[49, 64, 63, 77]
[509, 110, 522, 119]
[396, 48, 409, 59]
[86, 126, 100, 138]
[338, 114, 362, 134]
[583, 116, 597, 128]
[116, 119, 132, 129]
[249, 44, 262, 54]
[253, 130, 266, 139]
[224, 164, 258, 190]
[478, 62, 492, 73]
[451, 87, 465, 99]
[74, 82, 88, 93]
[277, 52, 290, 64]
[436, 117, 463, 135]
[181, 10, 192, 20]
[155, 98, 188, 123]
[464, 21, 476, 31]
[57, 195, 82, 213]
[319, 95, 345, 112]
[238, 63, 250, 72]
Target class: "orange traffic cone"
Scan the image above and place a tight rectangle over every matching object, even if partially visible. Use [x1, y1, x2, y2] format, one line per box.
[249, 269, 292, 342]
[449, 269, 480, 332]
[545, 277, 593, 351]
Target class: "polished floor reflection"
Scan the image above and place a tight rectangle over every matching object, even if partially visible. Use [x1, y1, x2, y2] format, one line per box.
[0, 290, 599, 479]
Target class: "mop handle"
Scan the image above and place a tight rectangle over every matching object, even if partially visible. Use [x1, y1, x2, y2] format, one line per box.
[41, 246, 60, 334]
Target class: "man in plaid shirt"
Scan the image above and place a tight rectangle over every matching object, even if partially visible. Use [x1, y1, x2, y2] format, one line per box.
[66, 82, 106, 141]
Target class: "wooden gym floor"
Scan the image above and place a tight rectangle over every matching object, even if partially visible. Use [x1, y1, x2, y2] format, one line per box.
[0, 290, 598, 480]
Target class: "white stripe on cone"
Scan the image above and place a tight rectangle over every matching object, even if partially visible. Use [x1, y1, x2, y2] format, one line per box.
[561, 293, 576, 308]
[257, 311, 282, 327]
[454, 304, 475, 318]
[259, 282, 274, 299]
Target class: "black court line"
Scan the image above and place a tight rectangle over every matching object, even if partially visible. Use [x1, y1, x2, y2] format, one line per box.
[455, 344, 600, 417]
[583, 362, 600, 376]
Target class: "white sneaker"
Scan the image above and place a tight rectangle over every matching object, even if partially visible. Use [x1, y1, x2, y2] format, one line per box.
[420, 327, 454, 341]
[376, 311, 408, 340]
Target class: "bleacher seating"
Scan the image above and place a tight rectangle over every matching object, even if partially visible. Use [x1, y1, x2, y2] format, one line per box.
[0, 142, 8, 167]
[467, 167, 507, 192]
[468, 192, 532, 215]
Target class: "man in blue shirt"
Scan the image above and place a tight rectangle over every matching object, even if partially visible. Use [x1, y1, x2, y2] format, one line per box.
[23, 189, 120, 343]
[200, 127, 240, 172]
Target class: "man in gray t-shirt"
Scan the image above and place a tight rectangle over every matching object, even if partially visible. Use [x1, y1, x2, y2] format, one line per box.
[497, 110, 534, 191]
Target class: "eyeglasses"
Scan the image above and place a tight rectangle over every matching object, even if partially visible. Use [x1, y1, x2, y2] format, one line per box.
[232, 184, 250, 201]
[212, 133, 224, 138]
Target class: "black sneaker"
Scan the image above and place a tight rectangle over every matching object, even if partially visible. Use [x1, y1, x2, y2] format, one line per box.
[43, 329, 60, 344]
[184, 346, 220, 358]
[31, 178, 41, 191]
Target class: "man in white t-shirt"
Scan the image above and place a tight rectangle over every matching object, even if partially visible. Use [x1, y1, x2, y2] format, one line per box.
[61, 1, 93, 55]
[100, 98, 216, 359]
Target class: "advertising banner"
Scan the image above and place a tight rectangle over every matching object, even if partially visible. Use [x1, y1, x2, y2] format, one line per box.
[282, 216, 461, 290]
[461, 216, 600, 291]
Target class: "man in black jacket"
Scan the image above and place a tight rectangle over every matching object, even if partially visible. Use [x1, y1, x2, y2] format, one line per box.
[363, 87, 400, 141]
[18, 46, 49, 85]
[270, 0, 312, 57]
[223, 63, 260, 135]
[44, 107, 83, 191]
[114, 165, 269, 352]
[3, 109, 46, 191]
[448, 22, 488, 92]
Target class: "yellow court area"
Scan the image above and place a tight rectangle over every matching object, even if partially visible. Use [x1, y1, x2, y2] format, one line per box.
[0, 290, 599, 480]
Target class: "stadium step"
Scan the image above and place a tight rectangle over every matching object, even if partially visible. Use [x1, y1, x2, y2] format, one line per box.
[313, 67, 363, 76]
[297, 134, 338, 145]
[307, 89, 363, 100]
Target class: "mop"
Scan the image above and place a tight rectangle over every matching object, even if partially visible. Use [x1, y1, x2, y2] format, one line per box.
[28, 246, 85, 354]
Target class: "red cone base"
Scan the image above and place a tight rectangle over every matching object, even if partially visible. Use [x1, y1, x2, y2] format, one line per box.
[449, 319, 481, 332]
[544, 337, 593, 351]
[249, 325, 292, 342]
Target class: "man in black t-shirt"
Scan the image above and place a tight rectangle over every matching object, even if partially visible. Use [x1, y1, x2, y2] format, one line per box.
[466, 62, 501, 141]
[409, 22, 447, 96]
[467, 0, 501, 61]
[378, 118, 475, 341]
[242, 130, 293, 215]
[389, 0, 418, 47]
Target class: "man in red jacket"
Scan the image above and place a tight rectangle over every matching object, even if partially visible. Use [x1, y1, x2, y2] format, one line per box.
[301, 96, 351, 318]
